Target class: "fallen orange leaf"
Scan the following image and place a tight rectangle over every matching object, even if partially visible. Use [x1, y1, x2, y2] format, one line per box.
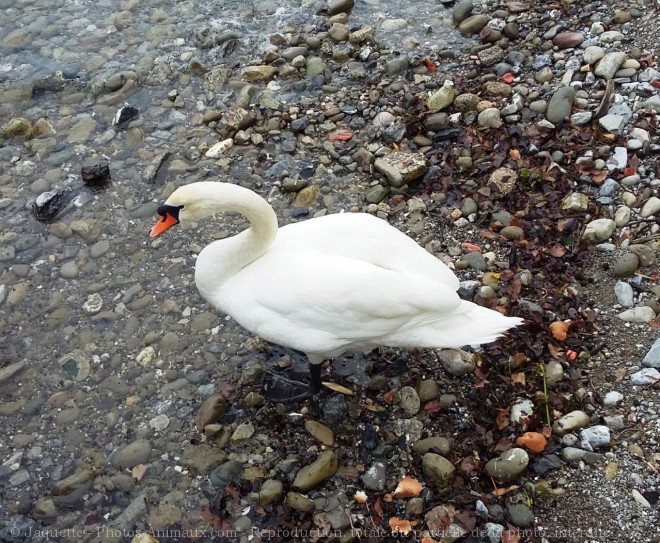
[461, 242, 482, 253]
[548, 244, 566, 258]
[328, 131, 353, 141]
[353, 490, 368, 504]
[393, 476, 423, 498]
[515, 431, 548, 453]
[566, 349, 578, 361]
[509, 148, 521, 160]
[501, 72, 515, 84]
[389, 518, 413, 535]
[549, 321, 569, 341]
[496, 409, 510, 430]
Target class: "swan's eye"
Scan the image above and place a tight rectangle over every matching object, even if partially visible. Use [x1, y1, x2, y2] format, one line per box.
[157, 204, 184, 218]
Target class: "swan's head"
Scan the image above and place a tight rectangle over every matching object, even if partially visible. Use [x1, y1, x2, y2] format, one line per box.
[150, 182, 235, 237]
[149, 187, 193, 237]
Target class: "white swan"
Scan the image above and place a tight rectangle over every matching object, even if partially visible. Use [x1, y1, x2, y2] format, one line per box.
[151, 181, 522, 399]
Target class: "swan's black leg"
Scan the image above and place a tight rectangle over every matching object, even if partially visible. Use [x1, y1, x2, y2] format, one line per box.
[309, 362, 322, 395]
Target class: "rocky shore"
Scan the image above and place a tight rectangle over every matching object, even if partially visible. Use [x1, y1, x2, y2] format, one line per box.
[1, 0, 659, 542]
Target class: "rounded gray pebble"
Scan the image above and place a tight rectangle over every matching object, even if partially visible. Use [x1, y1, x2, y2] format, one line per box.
[60, 261, 80, 279]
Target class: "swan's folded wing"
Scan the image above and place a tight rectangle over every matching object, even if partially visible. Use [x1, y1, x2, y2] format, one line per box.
[277, 213, 461, 291]
[217, 252, 465, 351]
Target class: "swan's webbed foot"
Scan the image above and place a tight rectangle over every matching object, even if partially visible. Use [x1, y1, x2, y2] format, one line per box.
[263, 362, 322, 403]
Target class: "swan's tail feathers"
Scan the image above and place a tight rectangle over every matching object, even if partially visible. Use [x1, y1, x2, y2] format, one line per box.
[461, 301, 523, 346]
[411, 301, 523, 349]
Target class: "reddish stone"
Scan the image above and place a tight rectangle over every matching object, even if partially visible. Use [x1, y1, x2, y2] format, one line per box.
[553, 31, 584, 49]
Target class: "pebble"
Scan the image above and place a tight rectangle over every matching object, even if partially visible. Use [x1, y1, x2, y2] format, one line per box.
[579, 425, 611, 449]
[630, 368, 659, 385]
[438, 349, 475, 375]
[292, 451, 338, 492]
[553, 410, 590, 436]
[421, 453, 455, 488]
[413, 437, 451, 455]
[594, 52, 626, 80]
[210, 460, 243, 487]
[427, 81, 456, 112]
[582, 219, 616, 242]
[642, 339, 660, 369]
[507, 503, 534, 528]
[599, 114, 626, 134]
[583, 46, 605, 65]
[484, 448, 529, 483]
[112, 439, 152, 469]
[399, 386, 421, 416]
[89, 239, 110, 258]
[546, 86, 575, 124]
[194, 394, 227, 430]
[613, 282, 634, 307]
[544, 361, 565, 385]
[458, 14, 489, 35]
[82, 293, 103, 314]
[603, 391, 624, 406]
[304, 420, 334, 446]
[452, 0, 473, 23]
[613, 253, 639, 277]
[477, 108, 502, 128]
[631, 489, 652, 509]
[640, 196, 660, 218]
[614, 206, 631, 226]
[60, 261, 80, 279]
[361, 462, 386, 491]
[374, 152, 427, 187]
[250, 479, 283, 506]
[617, 307, 656, 323]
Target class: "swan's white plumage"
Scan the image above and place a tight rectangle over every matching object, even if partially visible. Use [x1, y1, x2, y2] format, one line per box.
[163, 182, 522, 363]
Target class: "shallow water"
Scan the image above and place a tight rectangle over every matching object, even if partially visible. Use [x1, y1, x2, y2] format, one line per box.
[0, 0, 473, 536]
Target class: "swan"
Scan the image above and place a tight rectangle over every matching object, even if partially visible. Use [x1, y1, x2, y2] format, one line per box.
[150, 181, 522, 400]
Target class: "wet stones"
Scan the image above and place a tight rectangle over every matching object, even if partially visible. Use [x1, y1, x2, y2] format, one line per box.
[328, 0, 353, 15]
[81, 159, 111, 189]
[52, 469, 96, 496]
[113, 105, 139, 128]
[31, 187, 74, 222]
[111, 439, 152, 469]
[2, 117, 31, 139]
[240, 65, 277, 81]
[66, 115, 96, 143]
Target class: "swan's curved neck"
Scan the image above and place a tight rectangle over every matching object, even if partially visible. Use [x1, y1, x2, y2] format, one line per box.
[191, 183, 278, 301]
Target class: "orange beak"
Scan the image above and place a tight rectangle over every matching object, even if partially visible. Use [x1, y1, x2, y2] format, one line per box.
[150, 212, 179, 237]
